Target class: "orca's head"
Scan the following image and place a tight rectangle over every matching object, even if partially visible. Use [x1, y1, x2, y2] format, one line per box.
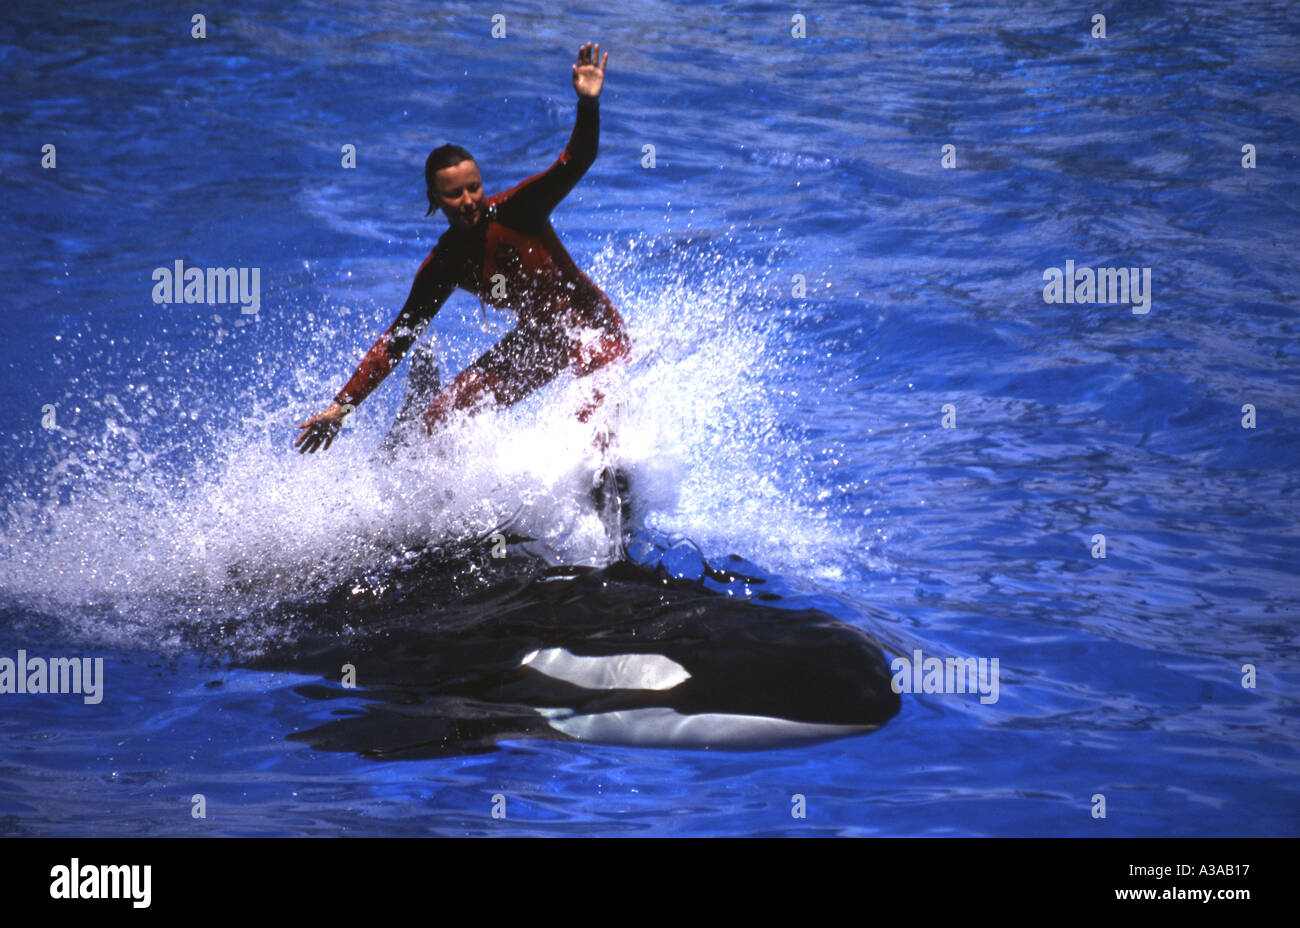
[520, 635, 900, 750]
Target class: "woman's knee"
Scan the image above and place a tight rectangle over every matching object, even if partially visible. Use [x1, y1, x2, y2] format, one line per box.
[420, 370, 496, 433]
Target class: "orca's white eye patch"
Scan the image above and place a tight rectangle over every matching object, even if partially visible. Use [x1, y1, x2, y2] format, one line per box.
[520, 647, 690, 691]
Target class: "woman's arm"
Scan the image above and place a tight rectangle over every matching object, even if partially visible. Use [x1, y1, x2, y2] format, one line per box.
[496, 43, 608, 223]
[295, 248, 457, 453]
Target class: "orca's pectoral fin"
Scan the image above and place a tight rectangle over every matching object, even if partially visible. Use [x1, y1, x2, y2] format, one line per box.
[377, 341, 442, 460]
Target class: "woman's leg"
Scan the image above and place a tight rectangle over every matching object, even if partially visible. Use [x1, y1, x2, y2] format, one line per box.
[571, 326, 631, 452]
[419, 325, 568, 435]
[418, 318, 631, 440]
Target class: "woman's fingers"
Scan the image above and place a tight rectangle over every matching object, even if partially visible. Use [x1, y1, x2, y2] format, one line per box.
[294, 420, 315, 451]
[293, 407, 346, 453]
[294, 421, 333, 453]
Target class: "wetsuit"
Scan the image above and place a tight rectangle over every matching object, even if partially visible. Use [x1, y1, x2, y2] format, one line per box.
[333, 97, 630, 433]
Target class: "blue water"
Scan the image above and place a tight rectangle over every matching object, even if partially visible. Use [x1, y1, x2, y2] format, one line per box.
[2, 0, 1298, 836]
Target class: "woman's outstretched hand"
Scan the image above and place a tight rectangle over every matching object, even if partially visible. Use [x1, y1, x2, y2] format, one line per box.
[572, 42, 608, 100]
[295, 402, 350, 453]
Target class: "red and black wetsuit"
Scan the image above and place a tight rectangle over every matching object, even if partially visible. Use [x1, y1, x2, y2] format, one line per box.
[334, 97, 630, 432]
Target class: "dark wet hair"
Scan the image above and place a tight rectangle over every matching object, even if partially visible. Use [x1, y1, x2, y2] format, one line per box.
[425, 144, 476, 216]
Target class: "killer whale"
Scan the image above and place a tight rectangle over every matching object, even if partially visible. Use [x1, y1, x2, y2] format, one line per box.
[238, 536, 901, 758]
